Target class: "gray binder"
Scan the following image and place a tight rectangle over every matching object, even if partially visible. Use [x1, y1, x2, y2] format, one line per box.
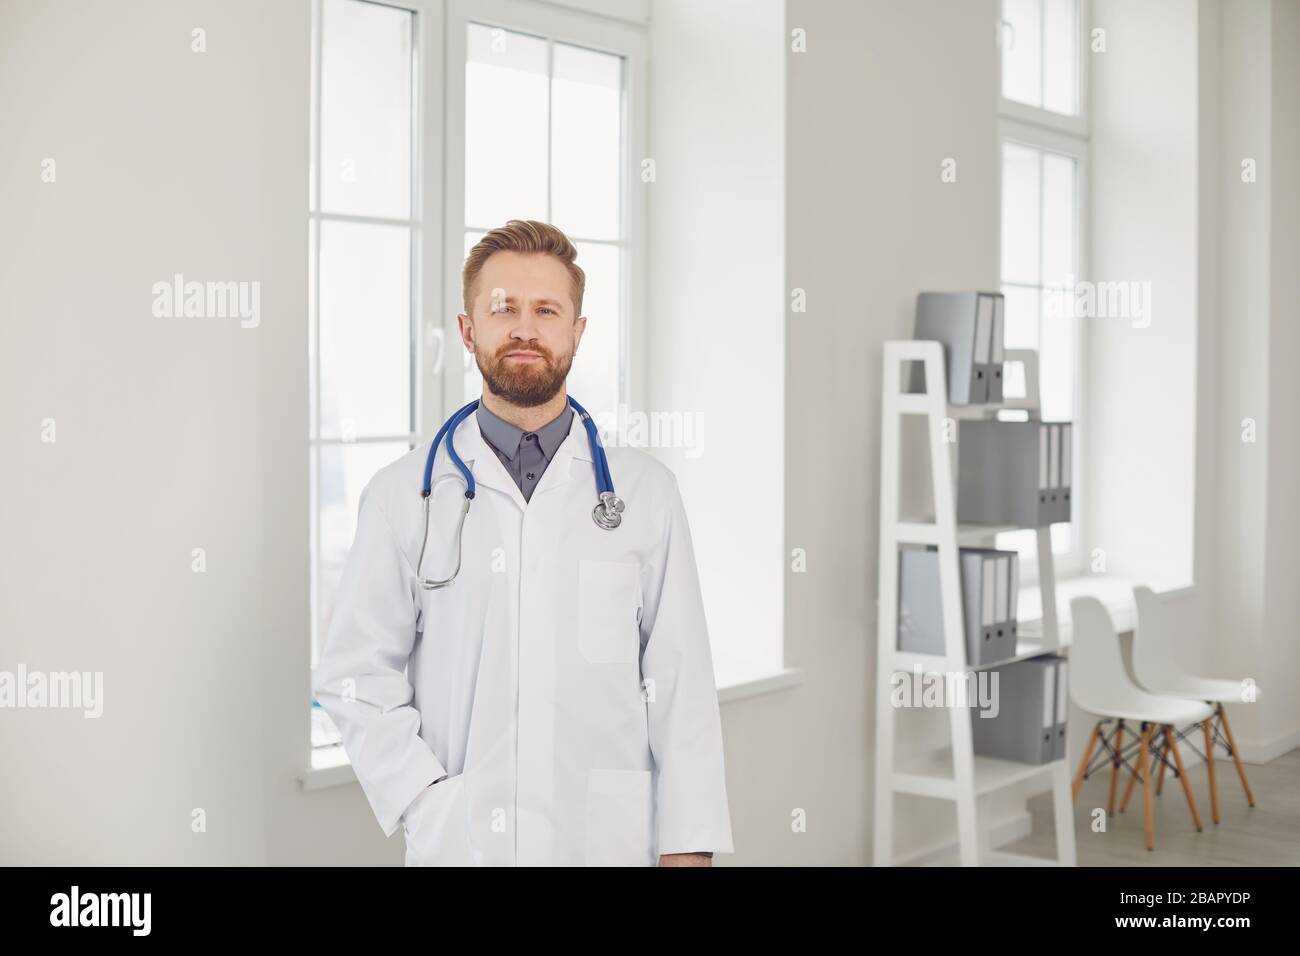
[909, 291, 1005, 405]
[987, 294, 1005, 403]
[1047, 655, 1069, 760]
[898, 548, 946, 657]
[1055, 424, 1072, 524]
[971, 655, 1057, 764]
[1008, 551, 1019, 651]
[957, 419, 1074, 527]
[898, 546, 1018, 666]
[966, 549, 998, 665]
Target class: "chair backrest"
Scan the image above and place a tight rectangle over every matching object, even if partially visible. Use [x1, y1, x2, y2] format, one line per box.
[1068, 595, 1151, 717]
[1132, 585, 1191, 694]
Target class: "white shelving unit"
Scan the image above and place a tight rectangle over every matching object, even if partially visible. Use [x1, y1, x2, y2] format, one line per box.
[873, 340, 1076, 867]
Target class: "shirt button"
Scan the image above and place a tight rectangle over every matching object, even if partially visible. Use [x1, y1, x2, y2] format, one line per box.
[524, 434, 536, 441]
[526, 472, 536, 480]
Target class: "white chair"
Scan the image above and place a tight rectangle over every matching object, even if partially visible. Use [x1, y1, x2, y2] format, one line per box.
[1131, 585, 1259, 824]
[1068, 596, 1213, 851]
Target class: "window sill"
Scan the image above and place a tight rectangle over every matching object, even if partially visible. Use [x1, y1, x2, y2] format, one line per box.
[299, 665, 804, 792]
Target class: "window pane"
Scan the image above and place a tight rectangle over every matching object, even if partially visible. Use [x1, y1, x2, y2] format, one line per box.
[1001, 284, 1040, 351]
[318, 442, 411, 643]
[1001, 142, 1040, 286]
[320, 0, 413, 218]
[1042, 0, 1078, 116]
[319, 220, 412, 438]
[1039, 299, 1075, 421]
[566, 242, 620, 417]
[465, 23, 548, 228]
[1001, 0, 1042, 107]
[551, 43, 622, 241]
[1040, 151, 1076, 289]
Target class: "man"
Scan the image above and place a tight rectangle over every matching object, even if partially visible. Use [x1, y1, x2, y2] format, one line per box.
[313, 220, 733, 866]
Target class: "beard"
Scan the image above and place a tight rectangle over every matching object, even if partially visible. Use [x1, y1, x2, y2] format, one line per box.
[477, 338, 574, 407]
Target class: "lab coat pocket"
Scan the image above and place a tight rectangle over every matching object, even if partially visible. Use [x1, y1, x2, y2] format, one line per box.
[402, 773, 476, 867]
[577, 560, 642, 664]
[584, 768, 655, 867]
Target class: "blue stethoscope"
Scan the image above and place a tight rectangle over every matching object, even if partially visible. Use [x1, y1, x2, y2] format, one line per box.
[416, 395, 624, 590]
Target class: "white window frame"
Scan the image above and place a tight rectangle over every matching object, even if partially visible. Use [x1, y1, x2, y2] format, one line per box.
[442, 0, 649, 418]
[309, 0, 644, 745]
[996, 0, 1090, 581]
[308, 0, 446, 674]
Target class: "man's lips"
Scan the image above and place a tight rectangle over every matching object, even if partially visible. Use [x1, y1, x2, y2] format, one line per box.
[504, 351, 544, 362]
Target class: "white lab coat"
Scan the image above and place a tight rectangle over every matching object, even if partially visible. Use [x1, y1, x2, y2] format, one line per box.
[312, 410, 734, 866]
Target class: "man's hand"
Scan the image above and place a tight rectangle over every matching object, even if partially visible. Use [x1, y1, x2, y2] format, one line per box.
[658, 853, 712, 867]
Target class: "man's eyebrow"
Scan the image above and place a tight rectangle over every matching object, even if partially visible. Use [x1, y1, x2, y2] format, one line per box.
[500, 295, 566, 309]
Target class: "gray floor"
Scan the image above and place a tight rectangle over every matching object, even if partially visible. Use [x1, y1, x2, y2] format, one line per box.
[1004, 745, 1300, 865]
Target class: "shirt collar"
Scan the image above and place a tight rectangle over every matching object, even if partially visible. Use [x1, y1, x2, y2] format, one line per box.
[475, 401, 574, 463]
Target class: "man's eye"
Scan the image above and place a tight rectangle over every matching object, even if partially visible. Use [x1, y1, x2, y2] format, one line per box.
[539, 308, 555, 315]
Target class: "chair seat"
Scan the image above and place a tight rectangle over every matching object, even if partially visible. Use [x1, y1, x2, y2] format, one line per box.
[1142, 674, 1260, 704]
[1077, 695, 1215, 727]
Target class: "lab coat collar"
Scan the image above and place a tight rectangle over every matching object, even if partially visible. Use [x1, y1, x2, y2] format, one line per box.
[430, 406, 596, 511]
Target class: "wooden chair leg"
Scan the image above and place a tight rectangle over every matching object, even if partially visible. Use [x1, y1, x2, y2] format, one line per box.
[1217, 704, 1256, 808]
[1122, 731, 1166, 812]
[1108, 720, 1125, 817]
[1155, 731, 1169, 795]
[1072, 722, 1102, 801]
[1138, 724, 1155, 851]
[1119, 739, 1142, 813]
[1203, 718, 1220, 824]
[1165, 724, 1202, 831]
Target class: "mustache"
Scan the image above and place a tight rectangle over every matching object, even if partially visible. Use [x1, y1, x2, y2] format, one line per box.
[495, 341, 555, 361]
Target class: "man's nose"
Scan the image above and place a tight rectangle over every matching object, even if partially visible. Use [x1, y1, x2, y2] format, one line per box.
[509, 308, 541, 340]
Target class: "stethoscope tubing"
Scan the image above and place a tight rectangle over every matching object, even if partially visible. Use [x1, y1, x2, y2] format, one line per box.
[417, 395, 621, 589]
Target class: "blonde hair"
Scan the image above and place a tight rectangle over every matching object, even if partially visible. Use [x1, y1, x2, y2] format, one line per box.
[462, 219, 586, 317]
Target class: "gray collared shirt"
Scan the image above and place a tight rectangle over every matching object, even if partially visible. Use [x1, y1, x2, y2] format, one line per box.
[475, 402, 574, 502]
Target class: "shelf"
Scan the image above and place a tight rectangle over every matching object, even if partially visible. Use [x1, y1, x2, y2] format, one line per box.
[895, 521, 1025, 545]
[892, 747, 1065, 800]
[896, 395, 1040, 420]
[875, 341, 1074, 866]
[888, 636, 1056, 675]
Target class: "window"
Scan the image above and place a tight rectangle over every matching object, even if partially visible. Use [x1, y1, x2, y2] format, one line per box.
[307, 0, 645, 749]
[309, 0, 420, 675]
[445, 0, 646, 422]
[1000, 0, 1081, 117]
[997, 0, 1087, 575]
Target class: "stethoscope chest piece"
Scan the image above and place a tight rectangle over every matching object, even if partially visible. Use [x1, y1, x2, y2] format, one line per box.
[592, 491, 625, 530]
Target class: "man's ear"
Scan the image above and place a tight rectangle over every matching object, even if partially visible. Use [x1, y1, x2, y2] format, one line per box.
[573, 314, 588, 352]
[456, 312, 475, 352]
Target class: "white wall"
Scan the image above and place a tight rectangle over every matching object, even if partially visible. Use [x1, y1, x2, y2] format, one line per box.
[1263, 0, 1300, 749]
[1203, 0, 1300, 757]
[1088, 0, 1199, 592]
[1261, 0, 1300, 754]
[0, 0, 308, 863]
[644, 0, 785, 685]
[782, 0, 1002, 863]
